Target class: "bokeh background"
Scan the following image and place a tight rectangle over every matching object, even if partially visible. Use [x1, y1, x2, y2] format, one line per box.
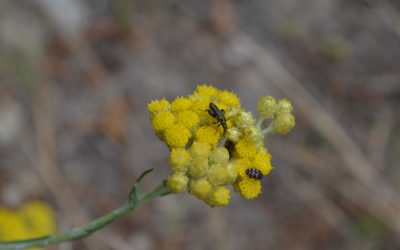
[1, 0, 400, 249]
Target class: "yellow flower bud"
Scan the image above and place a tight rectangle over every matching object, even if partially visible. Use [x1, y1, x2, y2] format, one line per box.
[171, 97, 192, 112]
[276, 99, 293, 115]
[164, 124, 191, 147]
[234, 158, 252, 178]
[190, 179, 212, 200]
[236, 111, 255, 128]
[209, 147, 229, 165]
[190, 98, 209, 115]
[169, 148, 191, 173]
[243, 126, 263, 145]
[189, 157, 209, 178]
[167, 174, 189, 193]
[218, 90, 240, 107]
[148, 98, 170, 114]
[274, 113, 295, 135]
[209, 187, 230, 206]
[195, 126, 221, 146]
[257, 96, 277, 118]
[151, 111, 175, 132]
[235, 139, 257, 159]
[225, 162, 238, 184]
[234, 178, 261, 199]
[175, 110, 200, 129]
[252, 150, 272, 175]
[207, 164, 228, 185]
[196, 84, 219, 98]
[226, 107, 241, 118]
[190, 141, 211, 157]
[226, 127, 242, 143]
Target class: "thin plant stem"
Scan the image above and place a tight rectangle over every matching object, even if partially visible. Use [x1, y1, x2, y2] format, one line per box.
[256, 117, 265, 128]
[262, 122, 276, 136]
[0, 182, 170, 250]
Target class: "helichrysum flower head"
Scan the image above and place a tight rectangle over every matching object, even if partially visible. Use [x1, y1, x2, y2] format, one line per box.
[171, 97, 192, 112]
[148, 98, 170, 114]
[274, 113, 295, 135]
[169, 148, 191, 173]
[276, 98, 293, 115]
[258, 96, 277, 118]
[151, 111, 175, 132]
[148, 85, 295, 206]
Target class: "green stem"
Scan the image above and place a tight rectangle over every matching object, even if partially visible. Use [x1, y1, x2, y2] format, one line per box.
[262, 122, 276, 136]
[0, 182, 170, 250]
[255, 117, 265, 128]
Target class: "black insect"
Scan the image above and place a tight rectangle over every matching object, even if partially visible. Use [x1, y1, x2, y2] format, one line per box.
[245, 168, 264, 180]
[224, 139, 235, 158]
[207, 102, 228, 134]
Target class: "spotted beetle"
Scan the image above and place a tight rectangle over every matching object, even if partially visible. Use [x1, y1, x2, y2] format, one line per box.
[245, 168, 263, 180]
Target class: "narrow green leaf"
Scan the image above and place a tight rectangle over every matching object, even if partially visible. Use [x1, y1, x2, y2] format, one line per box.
[136, 168, 154, 183]
[128, 168, 154, 202]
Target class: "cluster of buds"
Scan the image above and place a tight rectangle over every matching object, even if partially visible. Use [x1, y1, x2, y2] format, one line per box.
[257, 96, 296, 135]
[148, 85, 295, 207]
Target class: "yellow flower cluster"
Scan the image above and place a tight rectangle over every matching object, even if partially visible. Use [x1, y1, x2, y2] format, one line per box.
[148, 85, 294, 206]
[0, 201, 57, 250]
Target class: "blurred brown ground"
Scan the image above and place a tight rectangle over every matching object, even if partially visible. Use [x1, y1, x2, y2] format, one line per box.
[1, 0, 400, 249]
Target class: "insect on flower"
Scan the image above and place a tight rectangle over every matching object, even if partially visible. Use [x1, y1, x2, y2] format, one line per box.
[207, 102, 228, 135]
[224, 139, 235, 158]
[245, 168, 264, 180]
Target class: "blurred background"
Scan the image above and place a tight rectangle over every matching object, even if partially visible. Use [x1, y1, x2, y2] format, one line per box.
[1, 0, 400, 249]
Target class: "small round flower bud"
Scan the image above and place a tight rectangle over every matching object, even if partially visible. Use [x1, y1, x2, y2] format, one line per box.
[148, 98, 170, 114]
[235, 139, 257, 159]
[234, 158, 252, 178]
[252, 150, 272, 175]
[191, 98, 209, 115]
[218, 90, 240, 106]
[167, 174, 189, 193]
[209, 187, 230, 206]
[225, 162, 238, 184]
[190, 179, 212, 200]
[226, 107, 240, 118]
[189, 157, 209, 178]
[236, 111, 255, 129]
[195, 126, 221, 146]
[175, 110, 200, 130]
[196, 84, 219, 98]
[151, 112, 175, 132]
[258, 96, 277, 118]
[171, 97, 192, 112]
[207, 164, 228, 185]
[164, 124, 191, 147]
[226, 127, 242, 143]
[234, 178, 261, 199]
[276, 99, 293, 115]
[169, 148, 191, 173]
[274, 113, 295, 135]
[190, 141, 210, 157]
[244, 126, 263, 145]
[209, 147, 229, 165]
